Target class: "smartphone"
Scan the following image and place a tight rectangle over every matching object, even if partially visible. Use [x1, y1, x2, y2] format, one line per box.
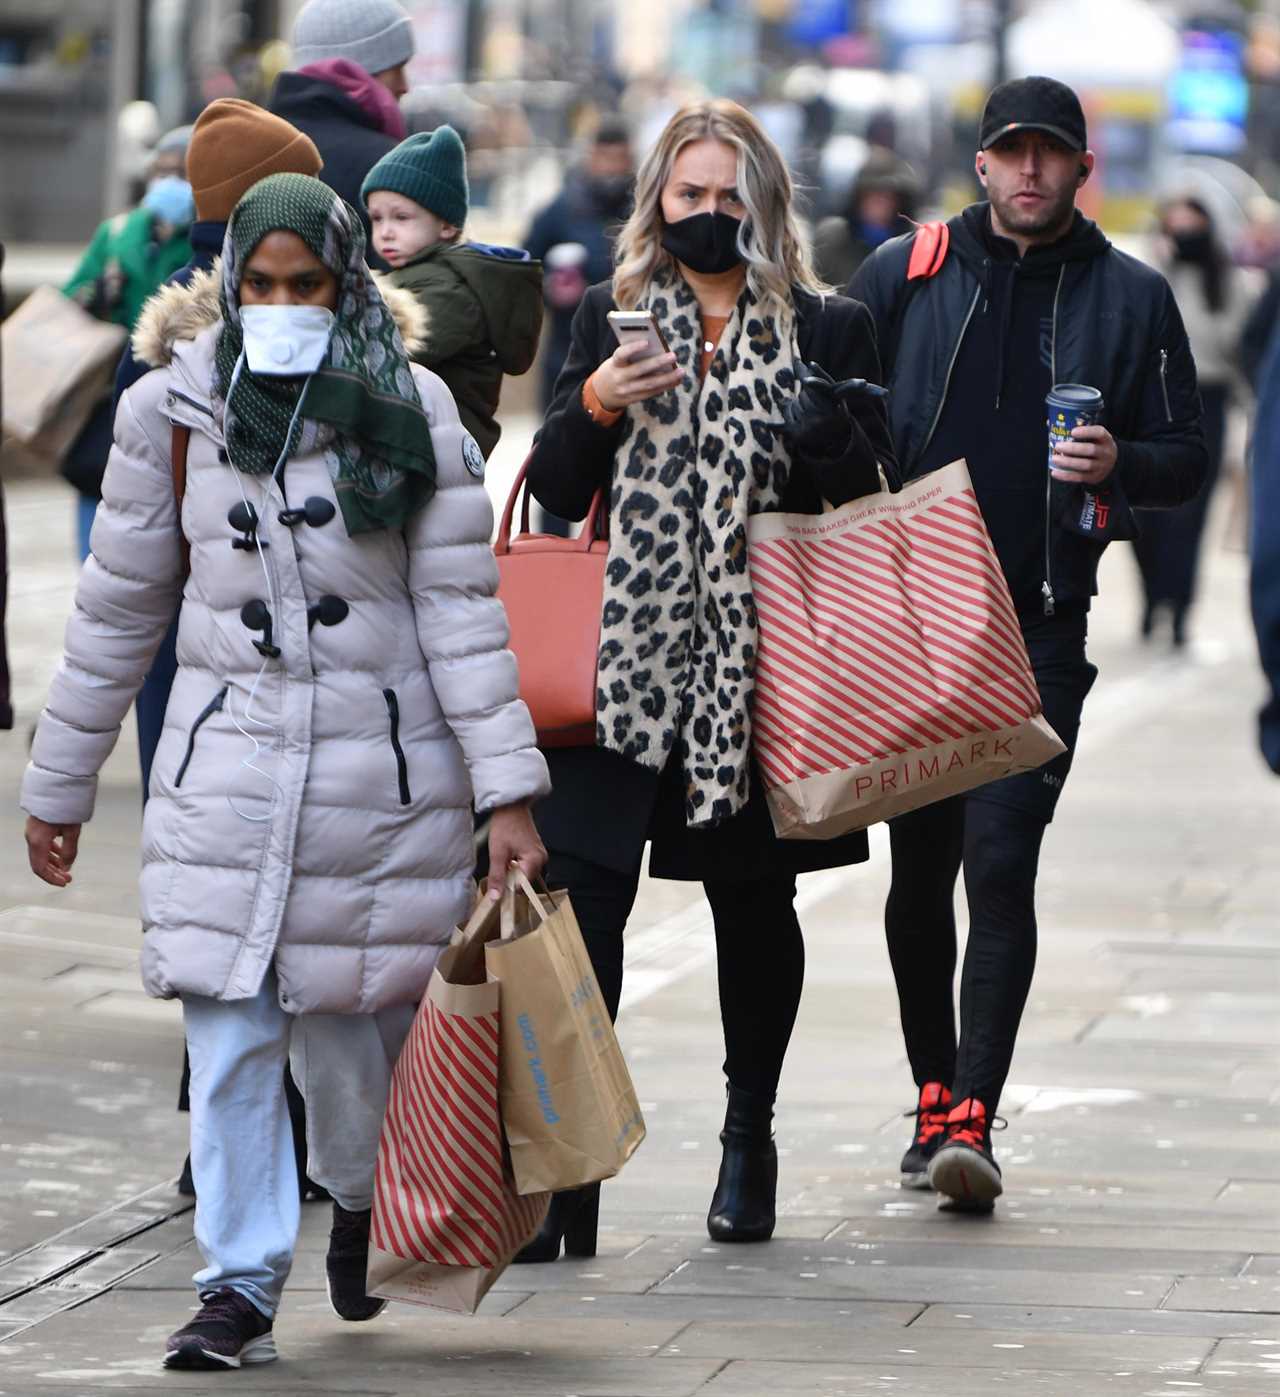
[607, 309, 671, 360]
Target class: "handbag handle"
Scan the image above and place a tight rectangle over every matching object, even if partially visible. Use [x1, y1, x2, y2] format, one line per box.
[499, 865, 553, 939]
[495, 452, 607, 557]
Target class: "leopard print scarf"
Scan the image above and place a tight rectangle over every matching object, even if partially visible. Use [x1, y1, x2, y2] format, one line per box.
[597, 272, 800, 827]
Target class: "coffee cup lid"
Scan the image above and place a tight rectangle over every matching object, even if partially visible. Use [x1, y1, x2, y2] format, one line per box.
[1048, 383, 1103, 408]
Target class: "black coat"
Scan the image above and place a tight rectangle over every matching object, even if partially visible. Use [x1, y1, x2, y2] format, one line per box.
[850, 204, 1208, 614]
[526, 281, 897, 879]
[268, 72, 397, 250]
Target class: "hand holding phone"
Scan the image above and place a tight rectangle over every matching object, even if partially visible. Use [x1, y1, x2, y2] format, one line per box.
[595, 309, 683, 411]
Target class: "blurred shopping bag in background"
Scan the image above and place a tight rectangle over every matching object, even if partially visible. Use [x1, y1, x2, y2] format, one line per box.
[750, 458, 1065, 839]
[1, 286, 126, 466]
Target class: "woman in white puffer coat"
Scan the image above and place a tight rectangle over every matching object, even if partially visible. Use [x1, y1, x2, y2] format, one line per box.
[21, 174, 549, 1370]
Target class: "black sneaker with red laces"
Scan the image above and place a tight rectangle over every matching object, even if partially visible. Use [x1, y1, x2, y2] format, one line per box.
[928, 1097, 1007, 1209]
[899, 1081, 952, 1190]
[164, 1288, 276, 1369]
[326, 1203, 387, 1321]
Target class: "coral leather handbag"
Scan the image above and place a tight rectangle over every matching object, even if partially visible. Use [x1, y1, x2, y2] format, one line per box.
[494, 457, 608, 748]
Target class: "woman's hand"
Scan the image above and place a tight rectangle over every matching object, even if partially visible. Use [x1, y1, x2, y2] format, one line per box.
[25, 817, 81, 887]
[592, 339, 685, 412]
[486, 802, 547, 899]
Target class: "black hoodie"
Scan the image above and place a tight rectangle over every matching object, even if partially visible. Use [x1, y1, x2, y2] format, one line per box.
[851, 202, 1207, 618]
[916, 206, 1108, 613]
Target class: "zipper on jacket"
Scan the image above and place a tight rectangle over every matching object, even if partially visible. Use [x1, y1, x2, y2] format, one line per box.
[918, 285, 982, 463]
[165, 388, 216, 420]
[382, 688, 411, 806]
[1158, 349, 1172, 422]
[173, 686, 228, 788]
[1041, 266, 1067, 617]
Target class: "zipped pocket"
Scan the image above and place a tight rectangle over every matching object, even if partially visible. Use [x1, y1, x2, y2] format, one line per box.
[1158, 349, 1172, 423]
[174, 686, 228, 787]
[382, 688, 411, 806]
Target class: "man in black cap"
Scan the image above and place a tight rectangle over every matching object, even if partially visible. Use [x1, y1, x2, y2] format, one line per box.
[850, 76, 1207, 1210]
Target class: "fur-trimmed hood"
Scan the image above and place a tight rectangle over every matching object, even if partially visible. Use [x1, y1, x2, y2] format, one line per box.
[130, 260, 429, 370]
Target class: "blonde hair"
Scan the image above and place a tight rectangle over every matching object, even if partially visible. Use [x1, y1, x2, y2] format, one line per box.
[613, 99, 828, 318]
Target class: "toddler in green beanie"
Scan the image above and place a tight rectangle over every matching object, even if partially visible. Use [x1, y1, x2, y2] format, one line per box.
[362, 125, 543, 459]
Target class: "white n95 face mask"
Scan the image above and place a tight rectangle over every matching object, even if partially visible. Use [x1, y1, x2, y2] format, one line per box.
[240, 304, 335, 376]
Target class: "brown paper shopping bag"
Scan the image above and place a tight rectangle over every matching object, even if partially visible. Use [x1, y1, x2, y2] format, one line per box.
[486, 869, 646, 1195]
[1, 286, 127, 464]
[749, 459, 1065, 839]
[366, 901, 550, 1314]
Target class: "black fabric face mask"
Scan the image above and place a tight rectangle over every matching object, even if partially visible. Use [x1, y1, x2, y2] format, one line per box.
[661, 211, 744, 274]
[590, 174, 633, 215]
[1171, 229, 1213, 263]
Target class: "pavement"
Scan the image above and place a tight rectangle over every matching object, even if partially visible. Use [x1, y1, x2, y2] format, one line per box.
[0, 449, 1276, 1396]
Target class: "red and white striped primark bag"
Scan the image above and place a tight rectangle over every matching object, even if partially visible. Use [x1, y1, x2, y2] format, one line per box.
[749, 459, 1065, 839]
[367, 924, 550, 1314]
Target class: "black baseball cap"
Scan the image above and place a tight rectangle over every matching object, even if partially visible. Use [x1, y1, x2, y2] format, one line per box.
[979, 76, 1087, 153]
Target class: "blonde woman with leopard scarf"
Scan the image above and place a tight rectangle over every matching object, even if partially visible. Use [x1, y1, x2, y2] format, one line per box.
[519, 100, 897, 1261]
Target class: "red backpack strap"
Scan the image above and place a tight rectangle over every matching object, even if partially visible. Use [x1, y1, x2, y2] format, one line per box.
[906, 221, 949, 281]
[171, 424, 191, 577]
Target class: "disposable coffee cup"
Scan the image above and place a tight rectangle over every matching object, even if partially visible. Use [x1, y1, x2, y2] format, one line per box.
[1046, 384, 1104, 473]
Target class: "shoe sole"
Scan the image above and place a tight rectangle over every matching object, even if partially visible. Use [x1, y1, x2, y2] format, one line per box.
[929, 1146, 1003, 1206]
[164, 1332, 277, 1369]
[899, 1168, 934, 1191]
[326, 1272, 387, 1322]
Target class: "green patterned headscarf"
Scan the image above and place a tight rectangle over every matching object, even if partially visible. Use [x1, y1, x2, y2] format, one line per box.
[214, 173, 435, 536]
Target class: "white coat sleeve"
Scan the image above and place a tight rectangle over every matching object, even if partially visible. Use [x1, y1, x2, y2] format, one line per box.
[20, 381, 185, 824]
[405, 370, 550, 814]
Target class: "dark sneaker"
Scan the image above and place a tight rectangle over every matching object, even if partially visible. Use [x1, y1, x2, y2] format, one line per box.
[326, 1203, 386, 1322]
[164, 1288, 276, 1369]
[928, 1097, 1007, 1209]
[899, 1081, 952, 1190]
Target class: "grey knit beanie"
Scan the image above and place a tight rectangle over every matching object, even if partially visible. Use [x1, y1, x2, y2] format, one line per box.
[291, 0, 415, 75]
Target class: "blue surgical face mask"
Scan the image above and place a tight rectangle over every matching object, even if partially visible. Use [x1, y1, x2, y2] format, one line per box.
[239, 304, 335, 377]
[143, 175, 195, 229]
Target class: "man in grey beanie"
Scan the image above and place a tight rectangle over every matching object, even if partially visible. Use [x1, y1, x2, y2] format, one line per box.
[269, 0, 417, 252]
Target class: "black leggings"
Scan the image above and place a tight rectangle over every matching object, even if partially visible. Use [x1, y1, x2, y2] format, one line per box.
[885, 796, 1046, 1112]
[547, 851, 804, 1102]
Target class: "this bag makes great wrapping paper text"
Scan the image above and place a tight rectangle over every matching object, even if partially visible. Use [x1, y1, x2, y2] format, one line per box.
[749, 459, 1066, 839]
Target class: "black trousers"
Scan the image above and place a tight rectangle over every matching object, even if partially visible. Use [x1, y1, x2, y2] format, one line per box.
[1133, 383, 1228, 615]
[547, 850, 804, 1102]
[882, 610, 1095, 1113]
[885, 798, 1045, 1111]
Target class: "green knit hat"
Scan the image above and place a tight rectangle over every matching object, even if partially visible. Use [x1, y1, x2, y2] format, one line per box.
[360, 125, 469, 229]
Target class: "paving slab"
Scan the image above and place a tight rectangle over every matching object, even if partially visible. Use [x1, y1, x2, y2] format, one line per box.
[911, 1301, 1280, 1341]
[1163, 1275, 1280, 1314]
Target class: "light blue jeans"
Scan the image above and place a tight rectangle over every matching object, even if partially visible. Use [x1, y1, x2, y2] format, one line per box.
[182, 969, 415, 1317]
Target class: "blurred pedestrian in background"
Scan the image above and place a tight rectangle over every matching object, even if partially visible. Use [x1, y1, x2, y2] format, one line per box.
[524, 119, 635, 413]
[61, 126, 195, 560]
[521, 98, 895, 1261]
[362, 125, 542, 459]
[813, 148, 920, 288]
[0, 241, 11, 731]
[1133, 196, 1260, 648]
[112, 98, 324, 1202]
[1250, 319, 1280, 773]
[22, 173, 548, 1370]
[268, 0, 414, 250]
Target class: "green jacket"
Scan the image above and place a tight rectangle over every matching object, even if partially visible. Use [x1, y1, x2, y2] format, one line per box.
[63, 206, 192, 331]
[383, 241, 542, 459]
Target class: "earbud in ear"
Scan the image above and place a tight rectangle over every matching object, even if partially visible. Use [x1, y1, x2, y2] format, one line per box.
[979, 164, 987, 176]
[1079, 163, 1088, 179]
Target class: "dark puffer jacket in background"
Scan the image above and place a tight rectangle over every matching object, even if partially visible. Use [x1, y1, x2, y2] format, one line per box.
[269, 71, 396, 245]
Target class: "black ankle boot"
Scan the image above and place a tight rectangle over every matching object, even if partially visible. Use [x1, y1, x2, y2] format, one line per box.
[511, 1183, 600, 1263]
[706, 1086, 777, 1243]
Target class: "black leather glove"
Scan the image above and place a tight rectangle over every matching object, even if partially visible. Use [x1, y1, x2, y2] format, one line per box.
[782, 362, 892, 501]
